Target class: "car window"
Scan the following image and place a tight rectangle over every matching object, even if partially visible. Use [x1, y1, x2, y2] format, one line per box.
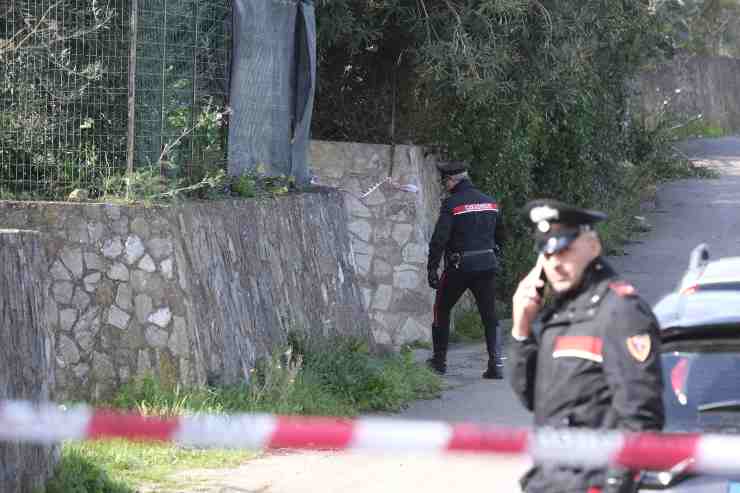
[661, 341, 740, 432]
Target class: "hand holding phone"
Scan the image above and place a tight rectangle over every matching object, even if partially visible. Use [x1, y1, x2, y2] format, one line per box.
[512, 256, 546, 339]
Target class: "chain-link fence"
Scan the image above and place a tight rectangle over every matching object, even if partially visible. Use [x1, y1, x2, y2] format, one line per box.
[0, 0, 230, 199]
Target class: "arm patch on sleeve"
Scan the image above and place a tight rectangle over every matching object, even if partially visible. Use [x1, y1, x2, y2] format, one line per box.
[626, 334, 652, 362]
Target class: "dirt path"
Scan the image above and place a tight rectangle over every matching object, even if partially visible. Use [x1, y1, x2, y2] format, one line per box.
[162, 137, 740, 493]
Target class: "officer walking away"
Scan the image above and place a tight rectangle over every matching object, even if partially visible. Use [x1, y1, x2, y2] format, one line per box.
[509, 199, 664, 493]
[427, 161, 507, 379]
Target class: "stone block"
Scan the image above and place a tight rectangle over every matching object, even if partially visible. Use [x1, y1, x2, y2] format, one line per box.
[348, 220, 372, 242]
[52, 281, 74, 304]
[58, 335, 80, 366]
[108, 305, 130, 330]
[60, 247, 84, 278]
[131, 270, 164, 296]
[401, 243, 429, 265]
[361, 288, 373, 310]
[124, 235, 146, 265]
[130, 217, 151, 239]
[68, 218, 90, 244]
[84, 272, 102, 292]
[73, 363, 90, 379]
[135, 294, 153, 324]
[145, 325, 169, 348]
[354, 253, 371, 276]
[372, 258, 393, 278]
[87, 222, 106, 243]
[116, 283, 133, 311]
[92, 351, 116, 380]
[148, 307, 172, 328]
[102, 237, 123, 259]
[75, 329, 96, 353]
[400, 317, 429, 342]
[139, 255, 156, 273]
[112, 217, 129, 236]
[44, 297, 59, 328]
[59, 308, 77, 332]
[371, 285, 393, 311]
[84, 252, 105, 271]
[50, 260, 72, 281]
[74, 307, 101, 335]
[168, 316, 189, 356]
[352, 240, 374, 256]
[107, 262, 130, 282]
[137, 349, 152, 374]
[95, 281, 115, 306]
[393, 268, 420, 290]
[71, 287, 91, 311]
[392, 224, 414, 245]
[147, 237, 174, 260]
[345, 194, 372, 218]
[160, 257, 174, 280]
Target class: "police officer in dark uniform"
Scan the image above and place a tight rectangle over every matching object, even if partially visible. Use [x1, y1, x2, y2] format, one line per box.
[427, 161, 507, 379]
[509, 199, 665, 493]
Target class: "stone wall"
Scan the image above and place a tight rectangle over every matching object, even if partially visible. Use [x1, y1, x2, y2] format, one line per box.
[638, 55, 740, 132]
[0, 191, 370, 400]
[310, 141, 443, 347]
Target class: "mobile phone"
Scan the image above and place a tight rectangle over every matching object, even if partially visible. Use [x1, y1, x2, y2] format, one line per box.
[536, 265, 547, 297]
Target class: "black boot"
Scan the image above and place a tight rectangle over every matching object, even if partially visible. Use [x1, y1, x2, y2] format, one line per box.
[482, 322, 504, 379]
[427, 326, 448, 374]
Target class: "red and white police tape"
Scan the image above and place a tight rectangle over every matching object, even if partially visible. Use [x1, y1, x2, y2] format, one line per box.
[1, 399, 739, 475]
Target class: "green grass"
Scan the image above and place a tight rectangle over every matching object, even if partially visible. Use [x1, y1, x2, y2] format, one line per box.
[670, 119, 727, 140]
[44, 337, 443, 492]
[449, 300, 511, 343]
[46, 441, 250, 493]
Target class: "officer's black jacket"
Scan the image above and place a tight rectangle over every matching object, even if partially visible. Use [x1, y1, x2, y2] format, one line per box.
[509, 258, 665, 493]
[427, 179, 506, 273]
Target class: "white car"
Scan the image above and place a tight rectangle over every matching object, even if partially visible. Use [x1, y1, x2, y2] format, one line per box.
[639, 245, 740, 491]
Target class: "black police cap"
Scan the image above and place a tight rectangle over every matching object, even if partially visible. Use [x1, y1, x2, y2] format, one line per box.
[436, 161, 469, 178]
[523, 199, 607, 255]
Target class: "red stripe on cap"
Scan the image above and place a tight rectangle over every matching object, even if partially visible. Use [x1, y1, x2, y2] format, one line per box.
[452, 203, 498, 215]
[554, 336, 603, 355]
[615, 433, 700, 471]
[87, 410, 180, 442]
[269, 417, 355, 450]
[447, 424, 529, 453]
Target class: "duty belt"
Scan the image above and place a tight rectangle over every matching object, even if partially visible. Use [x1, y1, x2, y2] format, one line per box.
[460, 249, 494, 257]
[447, 249, 495, 269]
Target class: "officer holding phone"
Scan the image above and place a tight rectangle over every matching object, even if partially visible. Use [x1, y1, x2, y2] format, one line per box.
[427, 161, 507, 378]
[509, 199, 664, 493]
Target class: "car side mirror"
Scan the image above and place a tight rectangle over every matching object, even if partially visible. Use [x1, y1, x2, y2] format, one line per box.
[688, 243, 710, 270]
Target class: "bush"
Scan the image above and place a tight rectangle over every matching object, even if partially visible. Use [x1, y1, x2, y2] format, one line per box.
[44, 448, 132, 493]
[111, 336, 442, 418]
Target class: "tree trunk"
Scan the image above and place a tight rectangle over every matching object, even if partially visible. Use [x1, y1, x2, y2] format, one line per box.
[228, 0, 316, 185]
[0, 230, 58, 493]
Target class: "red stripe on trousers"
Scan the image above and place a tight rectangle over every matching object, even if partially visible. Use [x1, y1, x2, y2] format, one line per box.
[433, 271, 448, 327]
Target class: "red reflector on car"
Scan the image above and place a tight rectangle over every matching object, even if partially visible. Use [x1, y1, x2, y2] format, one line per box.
[680, 284, 699, 295]
[671, 357, 689, 405]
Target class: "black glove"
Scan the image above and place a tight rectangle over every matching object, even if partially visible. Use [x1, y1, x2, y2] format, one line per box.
[603, 468, 638, 493]
[428, 269, 440, 289]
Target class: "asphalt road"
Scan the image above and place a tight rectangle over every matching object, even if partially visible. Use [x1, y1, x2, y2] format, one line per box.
[176, 137, 740, 493]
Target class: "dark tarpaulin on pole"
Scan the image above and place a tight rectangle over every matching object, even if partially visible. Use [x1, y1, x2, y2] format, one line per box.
[228, 0, 316, 186]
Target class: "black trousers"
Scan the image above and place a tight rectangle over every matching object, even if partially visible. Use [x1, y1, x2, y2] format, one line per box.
[433, 268, 500, 362]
